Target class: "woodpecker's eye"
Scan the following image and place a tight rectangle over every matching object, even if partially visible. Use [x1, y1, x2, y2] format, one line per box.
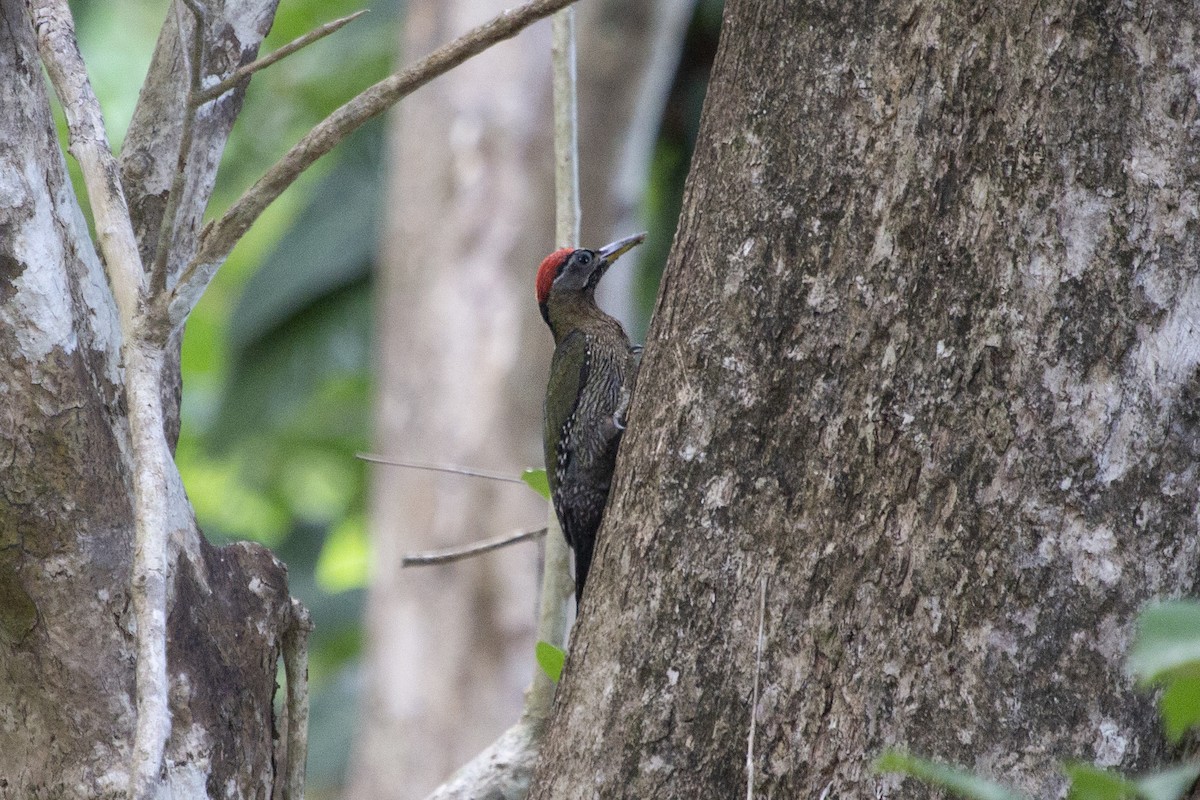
[577, 252, 592, 266]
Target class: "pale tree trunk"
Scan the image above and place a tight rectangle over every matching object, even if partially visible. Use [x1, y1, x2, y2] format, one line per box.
[349, 4, 553, 796]
[0, 0, 295, 796]
[531, 1, 1200, 798]
[349, 1, 693, 797]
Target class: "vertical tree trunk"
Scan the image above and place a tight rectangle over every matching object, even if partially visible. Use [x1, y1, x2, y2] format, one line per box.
[0, 1, 294, 795]
[532, 1, 1200, 797]
[349, 1, 694, 796]
[349, 4, 552, 796]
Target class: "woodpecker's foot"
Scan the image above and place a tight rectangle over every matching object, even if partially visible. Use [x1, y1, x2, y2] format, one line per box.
[613, 385, 632, 431]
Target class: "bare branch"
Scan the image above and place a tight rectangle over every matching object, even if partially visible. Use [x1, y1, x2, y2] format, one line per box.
[525, 6, 582, 724]
[29, 0, 145, 330]
[121, 345, 173, 800]
[401, 528, 547, 568]
[357, 452, 528, 484]
[281, 600, 314, 800]
[552, 7, 580, 249]
[149, 0, 205, 296]
[162, 0, 581, 330]
[422, 721, 543, 800]
[191, 10, 368, 107]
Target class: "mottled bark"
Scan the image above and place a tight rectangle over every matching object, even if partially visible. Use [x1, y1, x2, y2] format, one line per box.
[349, 1, 692, 797]
[532, 1, 1200, 798]
[0, 0, 293, 795]
[118, 0, 280, 450]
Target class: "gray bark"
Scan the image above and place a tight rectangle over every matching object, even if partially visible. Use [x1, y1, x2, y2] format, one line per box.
[0, 0, 294, 796]
[119, 0, 279, 450]
[531, 1, 1200, 798]
[349, 1, 693, 797]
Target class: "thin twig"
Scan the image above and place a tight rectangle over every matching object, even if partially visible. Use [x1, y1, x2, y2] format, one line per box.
[551, 7, 580, 249]
[524, 6, 581, 725]
[149, 0, 205, 296]
[356, 452, 526, 484]
[191, 10, 367, 107]
[402, 528, 547, 567]
[162, 0, 582, 331]
[746, 576, 768, 800]
[281, 600, 313, 800]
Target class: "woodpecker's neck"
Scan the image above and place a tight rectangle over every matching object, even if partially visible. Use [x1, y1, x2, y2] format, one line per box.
[545, 290, 620, 345]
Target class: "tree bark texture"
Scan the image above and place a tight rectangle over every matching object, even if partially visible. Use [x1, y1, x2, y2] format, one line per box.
[0, 0, 294, 795]
[349, 1, 693, 797]
[532, 1, 1200, 798]
[119, 0, 280, 450]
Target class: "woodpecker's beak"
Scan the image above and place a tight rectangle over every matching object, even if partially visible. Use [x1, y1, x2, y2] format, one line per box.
[596, 232, 647, 266]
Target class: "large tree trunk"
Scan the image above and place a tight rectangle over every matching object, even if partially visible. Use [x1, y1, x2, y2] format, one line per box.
[0, 1, 295, 795]
[531, 1, 1200, 797]
[348, 1, 693, 797]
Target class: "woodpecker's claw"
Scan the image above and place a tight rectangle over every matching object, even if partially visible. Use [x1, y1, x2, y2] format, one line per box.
[612, 385, 632, 432]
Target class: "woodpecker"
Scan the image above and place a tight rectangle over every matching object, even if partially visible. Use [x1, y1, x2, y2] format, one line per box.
[536, 232, 646, 605]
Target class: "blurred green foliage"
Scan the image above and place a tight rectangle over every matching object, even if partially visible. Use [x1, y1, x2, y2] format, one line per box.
[178, 2, 396, 793]
[71, 0, 718, 795]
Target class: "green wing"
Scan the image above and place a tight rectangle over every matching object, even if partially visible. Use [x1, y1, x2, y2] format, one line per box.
[543, 331, 590, 498]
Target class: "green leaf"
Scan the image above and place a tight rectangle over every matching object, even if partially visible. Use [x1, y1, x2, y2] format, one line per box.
[1134, 763, 1200, 800]
[874, 750, 1026, 800]
[1160, 677, 1200, 742]
[521, 468, 551, 501]
[1127, 601, 1200, 685]
[1064, 764, 1139, 800]
[535, 641, 566, 683]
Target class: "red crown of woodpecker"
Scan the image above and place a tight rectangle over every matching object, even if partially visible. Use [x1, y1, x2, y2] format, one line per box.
[536, 247, 574, 308]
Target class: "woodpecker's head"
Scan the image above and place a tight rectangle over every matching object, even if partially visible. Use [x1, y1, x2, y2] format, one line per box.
[536, 232, 646, 325]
